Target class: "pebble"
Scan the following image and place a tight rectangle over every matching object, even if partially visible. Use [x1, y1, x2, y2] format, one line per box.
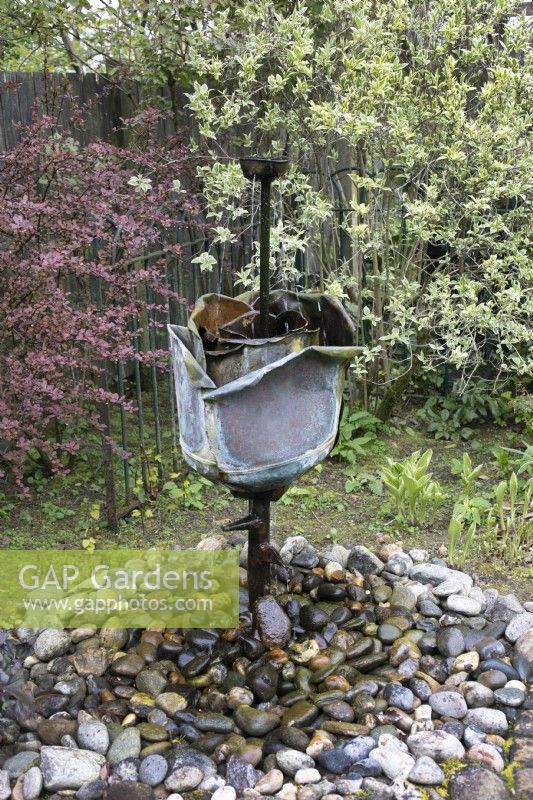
[77, 721, 109, 755]
[448, 765, 511, 800]
[276, 750, 315, 777]
[40, 747, 105, 791]
[33, 629, 71, 661]
[0, 536, 529, 800]
[464, 708, 508, 735]
[107, 727, 141, 765]
[3, 753, 40, 780]
[446, 594, 481, 617]
[369, 747, 415, 780]
[346, 545, 384, 576]
[212, 788, 237, 800]
[165, 766, 203, 792]
[255, 769, 284, 794]
[294, 768, 321, 784]
[408, 756, 444, 785]
[467, 742, 504, 772]
[0, 772, 10, 800]
[429, 691, 467, 719]
[407, 730, 465, 761]
[138, 754, 168, 786]
[255, 596, 292, 649]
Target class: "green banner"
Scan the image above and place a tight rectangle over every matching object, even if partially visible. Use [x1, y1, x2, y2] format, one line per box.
[0, 549, 239, 629]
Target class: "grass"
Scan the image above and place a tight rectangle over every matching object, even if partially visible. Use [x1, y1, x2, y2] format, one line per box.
[0, 402, 531, 597]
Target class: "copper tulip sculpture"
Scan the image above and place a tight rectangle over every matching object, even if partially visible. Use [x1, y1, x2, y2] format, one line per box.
[169, 158, 358, 613]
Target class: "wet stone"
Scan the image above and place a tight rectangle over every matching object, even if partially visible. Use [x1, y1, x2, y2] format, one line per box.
[281, 701, 319, 728]
[234, 705, 280, 736]
[247, 662, 279, 701]
[346, 546, 384, 577]
[255, 596, 292, 649]
[276, 749, 315, 777]
[107, 727, 142, 765]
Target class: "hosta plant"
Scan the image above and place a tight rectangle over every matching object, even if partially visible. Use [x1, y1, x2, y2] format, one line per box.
[381, 449, 446, 526]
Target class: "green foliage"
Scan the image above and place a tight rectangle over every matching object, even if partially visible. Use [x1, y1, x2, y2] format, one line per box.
[41, 501, 76, 524]
[448, 453, 532, 566]
[381, 449, 446, 526]
[450, 452, 485, 495]
[162, 474, 212, 511]
[280, 485, 346, 513]
[332, 409, 382, 467]
[512, 394, 533, 438]
[420, 386, 512, 441]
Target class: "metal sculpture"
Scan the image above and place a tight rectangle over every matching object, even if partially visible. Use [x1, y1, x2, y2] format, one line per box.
[169, 158, 358, 611]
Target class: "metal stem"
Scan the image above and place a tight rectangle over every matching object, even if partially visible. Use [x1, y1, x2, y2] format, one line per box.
[247, 496, 271, 612]
[259, 177, 272, 337]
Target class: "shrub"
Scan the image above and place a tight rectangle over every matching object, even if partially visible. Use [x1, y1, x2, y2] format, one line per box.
[0, 104, 197, 489]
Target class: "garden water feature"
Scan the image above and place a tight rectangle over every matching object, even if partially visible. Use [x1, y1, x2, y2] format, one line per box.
[168, 157, 358, 607]
[0, 536, 532, 800]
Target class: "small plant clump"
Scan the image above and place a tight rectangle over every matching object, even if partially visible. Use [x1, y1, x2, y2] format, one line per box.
[381, 449, 446, 526]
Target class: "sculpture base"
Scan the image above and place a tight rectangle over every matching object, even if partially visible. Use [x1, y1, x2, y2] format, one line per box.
[222, 488, 288, 619]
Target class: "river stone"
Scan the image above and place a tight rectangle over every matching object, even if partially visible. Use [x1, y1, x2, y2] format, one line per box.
[164, 766, 203, 792]
[447, 595, 482, 616]
[0, 771, 9, 800]
[21, 767, 42, 800]
[37, 717, 79, 745]
[282, 701, 319, 728]
[106, 784, 153, 800]
[40, 747, 105, 790]
[168, 747, 217, 778]
[255, 596, 291, 649]
[3, 752, 40, 779]
[34, 629, 71, 661]
[408, 756, 444, 785]
[406, 731, 465, 761]
[138, 754, 168, 787]
[368, 747, 414, 780]
[212, 788, 237, 800]
[463, 682, 495, 708]
[343, 737, 375, 763]
[225, 756, 260, 792]
[429, 691, 468, 719]
[254, 768, 284, 794]
[107, 727, 141, 764]
[323, 544, 350, 568]
[437, 627, 465, 657]
[234, 705, 280, 736]
[347, 546, 384, 576]
[382, 683, 414, 712]
[494, 686, 525, 707]
[112, 653, 145, 677]
[513, 628, 533, 681]
[77, 721, 109, 755]
[276, 749, 315, 777]
[136, 670, 167, 697]
[485, 594, 524, 623]
[467, 742, 504, 772]
[505, 612, 533, 643]
[390, 585, 417, 610]
[448, 765, 510, 800]
[156, 692, 188, 716]
[247, 662, 279, 701]
[464, 708, 508, 735]
[410, 564, 472, 590]
[73, 648, 110, 677]
[317, 749, 353, 775]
